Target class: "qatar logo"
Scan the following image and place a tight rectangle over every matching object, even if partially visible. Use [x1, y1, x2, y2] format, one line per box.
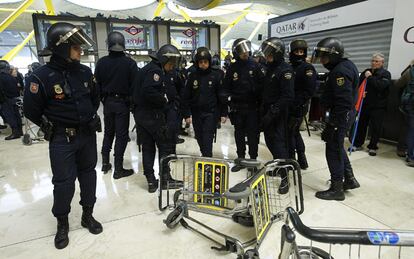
[124, 26, 143, 36]
[183, 28, 196, 37]
[404, 26, 414, 44]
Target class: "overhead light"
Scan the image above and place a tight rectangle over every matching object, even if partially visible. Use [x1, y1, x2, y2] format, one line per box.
[0, 0, 22, 3]
[65, 0, 156, 11]
[245, 12, 278, 23]
[167, 2, 252, 18]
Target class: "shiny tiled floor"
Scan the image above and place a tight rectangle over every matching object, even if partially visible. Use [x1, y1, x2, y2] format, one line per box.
[1, 119, 413, 259]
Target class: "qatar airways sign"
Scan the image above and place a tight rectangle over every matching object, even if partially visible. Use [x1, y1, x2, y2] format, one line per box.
[270, 0, 394, 37]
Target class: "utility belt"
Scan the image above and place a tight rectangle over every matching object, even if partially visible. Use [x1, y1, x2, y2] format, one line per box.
[106, 93, 128, 101]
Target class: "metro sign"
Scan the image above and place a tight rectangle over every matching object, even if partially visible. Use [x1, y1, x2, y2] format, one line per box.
[125, 26, 144, 36]
[182, 28, 196, 37]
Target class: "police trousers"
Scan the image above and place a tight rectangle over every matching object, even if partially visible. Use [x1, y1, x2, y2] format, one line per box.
[49, 128, 97, 217]
[101, 97, 130, 167]
[192, 109, 217, 157]
[229, 108, 259, 159]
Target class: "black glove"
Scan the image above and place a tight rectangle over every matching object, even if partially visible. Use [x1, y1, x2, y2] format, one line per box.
[40, 115, 54, 141]
[88, 114, 102, 133]
[261, 110, 274, 130]
[321, 122, 336, 142]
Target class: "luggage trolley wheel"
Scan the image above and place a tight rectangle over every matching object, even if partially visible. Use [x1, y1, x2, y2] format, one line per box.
[242, 249, 259, 259]
[22, 134, 32, 146]
[164, 205, 185, 229]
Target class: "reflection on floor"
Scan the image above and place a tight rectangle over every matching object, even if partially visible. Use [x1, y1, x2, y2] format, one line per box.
[0, 121, 413, 259]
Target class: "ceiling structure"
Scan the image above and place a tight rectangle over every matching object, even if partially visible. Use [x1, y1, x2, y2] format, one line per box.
[0, 0, 333, 50]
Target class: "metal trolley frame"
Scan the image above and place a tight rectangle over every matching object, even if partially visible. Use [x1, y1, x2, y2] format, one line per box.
[158, 155, 304, 258]
[280, 207, 414, 259]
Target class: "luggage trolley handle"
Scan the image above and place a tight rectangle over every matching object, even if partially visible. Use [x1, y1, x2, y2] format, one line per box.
[286, 207, 414, 246]
[159, 154, 179, 211]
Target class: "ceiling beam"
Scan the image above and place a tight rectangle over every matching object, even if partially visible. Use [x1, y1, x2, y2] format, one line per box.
[0, 0, 35, 33]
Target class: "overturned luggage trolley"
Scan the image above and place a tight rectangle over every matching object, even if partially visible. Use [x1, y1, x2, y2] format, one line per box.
[280, 207, 414, 259]
[159, 155, 304, 258]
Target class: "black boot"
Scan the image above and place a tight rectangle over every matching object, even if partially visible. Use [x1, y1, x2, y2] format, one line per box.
[297, 152, 309, 170]
[343, 168, 360, 191]
[101, 153, 112, 173]
[278, 169, 289, 194]
[54, 216, 69, 249]
[5, 128, 20, 140]
[315, 180, 345, 201]
[146, 174, 159, 193]
[81, 206, 103, 235]
[113, 157, 134, 179]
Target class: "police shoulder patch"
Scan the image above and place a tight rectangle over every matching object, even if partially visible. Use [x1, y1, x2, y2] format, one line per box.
[284, 72, 292, 80]
[30, 82, 39, 94]
[153, 73, 160, 82]
[305, 70, 314, 77]
[336, 77, 345, 86]
[233, 72, 238, 78]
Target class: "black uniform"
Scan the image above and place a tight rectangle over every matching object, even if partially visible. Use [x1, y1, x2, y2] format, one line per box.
[262, 59, 295, 159]
[182, 67, 226, 157]
[165, 69, 183, 145]
[95, 51, 138, 172]
[0, 71, 22, 135]
[288, 61, 317, 158]
[321, 58, 359, 182]
[133, 60, 175, 182]
[23, 56, 100, 217]
[353, 67, 391, 150]
[223, 58, 265, 159]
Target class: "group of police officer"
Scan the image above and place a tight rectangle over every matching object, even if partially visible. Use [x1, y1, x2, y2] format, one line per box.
[20, 21, 363, 249]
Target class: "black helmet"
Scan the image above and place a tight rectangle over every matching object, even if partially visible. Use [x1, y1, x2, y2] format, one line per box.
[194, 47, 212, 65]
[156, 44, 181, 68]
[45, 22, 94, 59]
[31, 62, 42, 72]
[0, 60, 10, 73]
[260, 37, 285, 62]
[232, 38, 252, 59]
[107, 31, 125, 52]
[289, 39, 308, 64]
[311, 37, 344, 69]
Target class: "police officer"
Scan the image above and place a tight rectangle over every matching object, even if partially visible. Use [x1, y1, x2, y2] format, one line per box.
[94, 31, 138, 178]
[23, 22, 102, 249]
[0, 60, 23, 140]
[165, 66, 184, 144]
[182, 47, 227, 157]
[288, 39, 317, 169]
[133, 44, 183, 193]
[312, 37, 360, 200]
[260, 37, 294, 194]
[223, 38, 265, 171]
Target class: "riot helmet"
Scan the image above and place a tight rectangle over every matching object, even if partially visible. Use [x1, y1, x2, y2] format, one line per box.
[0, 60, 10, 73]
[107, 31, 125, 52]
[194, 47, 211, 64]
[211, 54, 220, 69]
[232, 38, 252, 60]
[311, 37, 344, 70]
[45, 22, 94, 60]
[289, 39, 308, 65]
[156, 44, 181, 69]
[260, 37, 285, 63]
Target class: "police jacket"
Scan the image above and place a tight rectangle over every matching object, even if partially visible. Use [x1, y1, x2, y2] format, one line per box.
[291, 61, 317, 116]
[164, 69, 183, 111]
[321, 58, 359, 122]
[223, 57, 265, 107]
[23, 56, 100, 127]
[0, 72, 19, 98]
[181, 67, 227, 118]
[133, 60, 167, 111]
[262, 59, 294, 114]
[359, 67, 391, 109]
[94, 51, 138, 98]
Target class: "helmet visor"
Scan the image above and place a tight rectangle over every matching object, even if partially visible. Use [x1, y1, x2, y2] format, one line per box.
[233, 39, 251, 56]
[163, 53, 182, 68]
[260, 40, 282, 58]
[56, 27, 95, 50]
